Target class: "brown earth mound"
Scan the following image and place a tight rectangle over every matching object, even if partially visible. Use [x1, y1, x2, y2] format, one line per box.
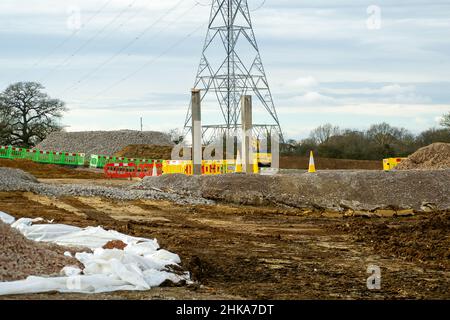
[281, 156, 382, 170]
[0, 159, 102, 179]
[396, 143, 450, 170]
[0, 221, 81, 282]
[114, 145, 173, 160]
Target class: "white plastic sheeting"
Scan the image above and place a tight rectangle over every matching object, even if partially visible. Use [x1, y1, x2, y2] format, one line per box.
[0, 212, 190, 295]
[0, 211, 15, 225]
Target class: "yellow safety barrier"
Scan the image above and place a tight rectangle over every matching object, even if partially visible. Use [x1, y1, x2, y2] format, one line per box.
[162, 159, 259, 175]
[383, 158, 407, 171]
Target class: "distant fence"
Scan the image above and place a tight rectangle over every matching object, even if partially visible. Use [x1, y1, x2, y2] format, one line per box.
[103, 160, 259, 179]
[0, 145, 260, 176]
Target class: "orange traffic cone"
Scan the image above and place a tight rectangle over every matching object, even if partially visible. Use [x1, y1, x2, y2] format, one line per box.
[308, 151, 316, 173]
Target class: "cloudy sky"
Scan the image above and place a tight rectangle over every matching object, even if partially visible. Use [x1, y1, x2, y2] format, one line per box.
[0, 0, 449, 139]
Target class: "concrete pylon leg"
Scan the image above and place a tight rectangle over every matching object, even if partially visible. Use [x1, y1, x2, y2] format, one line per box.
[241, 95, 253, 174]
[191, 89, 202, 175]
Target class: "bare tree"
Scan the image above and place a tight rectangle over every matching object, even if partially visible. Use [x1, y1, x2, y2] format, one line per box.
[0, 82, 66, 147]
[167, 128, 184, 144]
[309, 123, 340, 144]
[441, 112, 450, 129]
[367, 123, 412, 144]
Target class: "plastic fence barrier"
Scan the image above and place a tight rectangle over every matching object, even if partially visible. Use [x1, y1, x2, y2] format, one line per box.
[162, 160, 259, 176]
[103, 162, 163, 179]
[90, 154, 162, 169]
[383, 158, 407, 171]
[104, 163, 137, 179]
[0, 145, 85, 166]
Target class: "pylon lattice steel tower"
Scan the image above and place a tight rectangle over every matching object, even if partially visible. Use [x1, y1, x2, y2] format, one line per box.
[183, 0, 283, 142]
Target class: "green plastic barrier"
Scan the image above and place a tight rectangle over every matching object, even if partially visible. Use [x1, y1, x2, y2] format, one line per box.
[0, 145, 85, 166]
[0, 146, 12, 158]
[89, 155, 115, 168]
[89, 154, 164, 169]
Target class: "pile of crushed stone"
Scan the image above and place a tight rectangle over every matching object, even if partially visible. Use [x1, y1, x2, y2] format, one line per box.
[0, 168, 39, 191]
[36, 130, 174, 157]
[0, 221, 81, 282]
[140, 171, 450, 212]
[0, 167, 212, 206]
[396, 143, 450, 170]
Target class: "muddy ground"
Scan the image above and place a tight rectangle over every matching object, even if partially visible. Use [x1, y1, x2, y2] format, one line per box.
[0, 187, 448, 300]
[0, 160, 448, 300]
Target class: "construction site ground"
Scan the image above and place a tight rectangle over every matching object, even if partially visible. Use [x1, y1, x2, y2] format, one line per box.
[0, 160, 448, 300]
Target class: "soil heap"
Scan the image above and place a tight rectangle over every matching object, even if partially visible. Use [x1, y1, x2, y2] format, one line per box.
[396, 143, 450, 170]
[114, 144, 173, 160]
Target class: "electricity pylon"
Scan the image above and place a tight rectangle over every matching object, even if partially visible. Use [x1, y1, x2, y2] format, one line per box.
[183, 0, 283, 143]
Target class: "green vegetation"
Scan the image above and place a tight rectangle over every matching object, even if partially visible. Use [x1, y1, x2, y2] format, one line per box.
[284, 121, 450, 160]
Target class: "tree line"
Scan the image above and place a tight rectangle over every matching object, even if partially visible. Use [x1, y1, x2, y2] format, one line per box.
[1, 81, 450, 161]
[284, 119, 450, 160]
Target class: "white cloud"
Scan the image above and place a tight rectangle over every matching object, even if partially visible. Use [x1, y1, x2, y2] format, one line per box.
[379, 84, 414, 95]
[289, 76, 319, 89]
[287, 91, 337, 105]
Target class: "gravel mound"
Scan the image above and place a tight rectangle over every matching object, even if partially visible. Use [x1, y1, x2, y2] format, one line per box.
[0, 221, 80, 282]
[0, 168, 39, 191]
[36, 130, 174, 157]
[0, 168, 212, 206]
[140, 171, 450, 212]
[396, 143, 450, 170]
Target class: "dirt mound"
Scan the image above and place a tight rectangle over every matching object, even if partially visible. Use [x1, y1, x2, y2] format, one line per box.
[36, 130, 173, 157]
[396, 143, 450, 170]
[114, 145, 173, 160]
[0, 159, 102, 179]
[0, 221, 81, 282]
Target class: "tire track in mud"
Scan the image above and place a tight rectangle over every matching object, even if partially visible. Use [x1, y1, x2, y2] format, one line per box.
[1, 191, 448, 299]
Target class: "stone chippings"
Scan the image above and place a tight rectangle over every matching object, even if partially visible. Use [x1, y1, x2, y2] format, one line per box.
[0, 168, 212, 206]
[0, 220, 81, 282]
[2, 167, 450, 213]
[35, 130, 174, 157]
[139, 170, 450, 212]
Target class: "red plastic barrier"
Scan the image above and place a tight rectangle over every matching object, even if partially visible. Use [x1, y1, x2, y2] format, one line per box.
[104, 163, 137, 179]
[137, 163, 163, 178]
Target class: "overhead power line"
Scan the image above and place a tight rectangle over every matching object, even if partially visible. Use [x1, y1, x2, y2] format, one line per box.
[59, 0, 193, 96]
[38, 0, 142, 83]
[252, 0, 267, 12]
[90, 22, 206, 101]
[17, 0, 114, 81]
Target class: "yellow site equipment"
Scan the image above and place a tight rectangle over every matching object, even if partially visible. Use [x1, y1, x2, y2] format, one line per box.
[256, 153, 272, 167]
[383, 158, 407, 171]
